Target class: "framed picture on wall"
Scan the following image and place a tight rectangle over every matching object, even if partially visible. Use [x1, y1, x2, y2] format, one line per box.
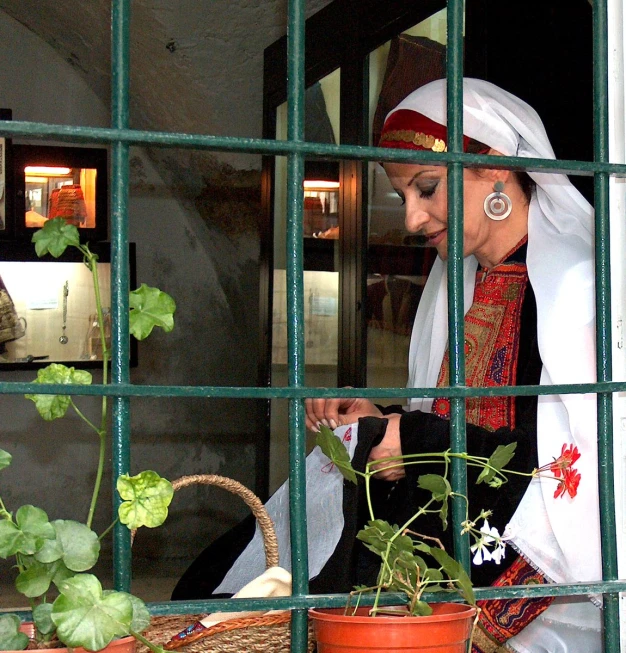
[11, 145, 108, 242]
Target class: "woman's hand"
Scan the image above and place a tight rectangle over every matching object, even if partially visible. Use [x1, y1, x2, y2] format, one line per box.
[305, 397, 383, 432]
[368, 414, 405, 481]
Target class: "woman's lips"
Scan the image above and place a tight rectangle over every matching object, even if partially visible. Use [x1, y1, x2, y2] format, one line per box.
[426, 229, 446, 246]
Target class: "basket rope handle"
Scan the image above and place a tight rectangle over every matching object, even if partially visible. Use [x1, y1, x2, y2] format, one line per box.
[131, 473, 279, 569]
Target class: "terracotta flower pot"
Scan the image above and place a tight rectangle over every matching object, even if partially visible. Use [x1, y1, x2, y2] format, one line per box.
[18, 623, 136, 653]
[309, 603, 477, 653]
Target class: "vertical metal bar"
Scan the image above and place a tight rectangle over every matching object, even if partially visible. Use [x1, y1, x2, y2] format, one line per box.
[110, 0, 132, 593]
[446, 0, 470, 572]
[286, 0, 308, 650]
[592, 0, 620, 650]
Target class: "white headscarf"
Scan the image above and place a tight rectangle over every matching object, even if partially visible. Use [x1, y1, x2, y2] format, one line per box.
[393, 79, 601, 639]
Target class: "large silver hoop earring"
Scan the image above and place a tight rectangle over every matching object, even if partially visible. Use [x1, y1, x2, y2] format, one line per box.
[484, 181, 512, 221]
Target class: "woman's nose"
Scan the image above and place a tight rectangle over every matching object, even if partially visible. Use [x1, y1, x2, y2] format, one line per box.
[404, 203, 430, 233]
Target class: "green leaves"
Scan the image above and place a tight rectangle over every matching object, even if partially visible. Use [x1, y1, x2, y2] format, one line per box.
[0, 506, 55, 558]
[477, 443, 517, 486]
[32, 218, 80, 258]
[48, 520, 100, 571]
[33, 603, 55, 636]
[417, 474, 451, 529]
[25, 364, 92, 421]
[315, 424, 357, 484]
[0, 449, 11, 471]
[51, 575, 133, 651]
[117, 471, 174, 529]
[0, 614, 29, 651]
[129, 284, 176, 340]
[429, 547, 475, 606]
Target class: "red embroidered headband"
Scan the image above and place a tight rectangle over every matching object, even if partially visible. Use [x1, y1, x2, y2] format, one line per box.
[379, 109, 475, 153]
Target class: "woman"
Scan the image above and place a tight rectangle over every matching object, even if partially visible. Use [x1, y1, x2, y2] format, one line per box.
[173, 79, 601, 652]
[305, 79, 602, 653]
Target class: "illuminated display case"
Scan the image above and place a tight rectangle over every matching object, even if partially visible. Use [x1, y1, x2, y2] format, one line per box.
[8, 145, 108, 242]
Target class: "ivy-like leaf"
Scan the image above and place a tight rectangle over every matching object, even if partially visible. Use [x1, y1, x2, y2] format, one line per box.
[25, 364, 92, 421]
[51, 575, 133, 651]
[129, 284, 176, 340]
[0, 448, 11, 471]
[15, 555, 75, 599]
[16, 558, 57, 598]
[103, 591, 150, 634]
[417, 474, 451, 502]
[0, 521, 23, 558]
[476, 443, 517, 485]
[0, 506, 54, 559]
[315, 424, 357, 484]
[33, 603, 55, 636]
[32, 218, 80, 258]
[17, 506, 55, 542]
[357, 520, 398, 556]
[50, 520, 100, 572]
[429, 547, 475, 605]
[117, 471, 174, 529]
[14, 506, 55, 555]
[0, 614, 29, 651]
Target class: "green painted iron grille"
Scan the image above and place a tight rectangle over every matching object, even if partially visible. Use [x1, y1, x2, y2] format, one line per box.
[0, 0, 624, 651]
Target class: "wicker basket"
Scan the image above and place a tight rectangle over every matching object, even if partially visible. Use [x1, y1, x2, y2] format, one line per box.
[136, 474, 314, 653]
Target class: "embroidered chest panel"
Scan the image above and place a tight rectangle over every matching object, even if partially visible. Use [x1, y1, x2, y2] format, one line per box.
[432, 261, 528, 431]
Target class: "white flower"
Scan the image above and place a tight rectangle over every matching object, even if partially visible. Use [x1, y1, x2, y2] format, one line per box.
[470, 520, 503, 566]
[491, 537, 507, 564]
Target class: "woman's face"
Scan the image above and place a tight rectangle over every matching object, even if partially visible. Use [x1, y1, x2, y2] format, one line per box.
[383, 162, 507, 267]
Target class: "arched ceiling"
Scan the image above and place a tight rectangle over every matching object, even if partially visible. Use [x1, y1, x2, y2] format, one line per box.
[0, 0, 334, 144]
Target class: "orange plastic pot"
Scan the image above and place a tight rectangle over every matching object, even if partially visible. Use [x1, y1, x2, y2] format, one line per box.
[18, 623, 136, 653]
[309, 603, 477, 653]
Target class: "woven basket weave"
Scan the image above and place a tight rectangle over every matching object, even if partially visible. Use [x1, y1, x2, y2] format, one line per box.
[136, 474, 314, 653]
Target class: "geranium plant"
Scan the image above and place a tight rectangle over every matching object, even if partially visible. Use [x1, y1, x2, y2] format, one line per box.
[315, 424, 581, 618]
[0, 218, 176, 653]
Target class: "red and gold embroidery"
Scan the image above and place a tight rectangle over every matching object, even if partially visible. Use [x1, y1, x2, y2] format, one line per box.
[473, 557, 554, 651]
[432, 259, 528, 431]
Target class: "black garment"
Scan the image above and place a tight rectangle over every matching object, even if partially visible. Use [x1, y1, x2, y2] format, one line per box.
[312, 279, 541, 593]
[172, 249, 542, 599]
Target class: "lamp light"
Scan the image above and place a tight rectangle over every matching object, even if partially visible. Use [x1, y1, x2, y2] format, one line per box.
[24, 166, 71, 176]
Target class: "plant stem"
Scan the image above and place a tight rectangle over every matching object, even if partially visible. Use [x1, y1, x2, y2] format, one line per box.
[70, 399, 100, 434]
[79, 244, 110, 530]
[99, 517, 120, 541]
[130, 630, 165, 653]
[86, 427, 107, 530]
[0, 497, 11, 519]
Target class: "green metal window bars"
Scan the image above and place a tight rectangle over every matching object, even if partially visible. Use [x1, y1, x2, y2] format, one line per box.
[0, 0, 624, 652]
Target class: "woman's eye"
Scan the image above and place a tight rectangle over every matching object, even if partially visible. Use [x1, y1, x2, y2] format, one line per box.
[417, 181, 439, 199]
[395, 191, 406, 206]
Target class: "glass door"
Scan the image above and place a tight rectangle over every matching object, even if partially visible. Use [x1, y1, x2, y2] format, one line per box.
[270, 70, 341, 490]
[365, 9, 448, 401]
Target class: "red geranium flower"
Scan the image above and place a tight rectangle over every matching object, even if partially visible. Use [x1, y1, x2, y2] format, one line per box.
[549, 443, 581, 478]
[554, 467, 581, 499]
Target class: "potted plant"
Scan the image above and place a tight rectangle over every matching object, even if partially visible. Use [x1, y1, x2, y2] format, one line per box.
[309, 425, 582, 653]
[0, 218, 177, 653]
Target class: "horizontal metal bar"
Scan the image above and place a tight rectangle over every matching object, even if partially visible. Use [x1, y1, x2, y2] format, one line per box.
[143, 578, 624, 615]
[3, 380, 626, 399]
[2, 120, 626, 177]
[9, 575, 618, 622]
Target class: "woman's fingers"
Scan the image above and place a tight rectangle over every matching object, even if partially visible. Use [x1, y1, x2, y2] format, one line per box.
[305, 397, 356, 431]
